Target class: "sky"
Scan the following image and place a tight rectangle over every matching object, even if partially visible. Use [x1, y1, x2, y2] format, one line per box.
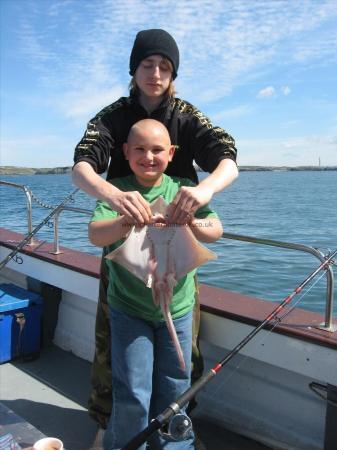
[1, 0, 337, 168]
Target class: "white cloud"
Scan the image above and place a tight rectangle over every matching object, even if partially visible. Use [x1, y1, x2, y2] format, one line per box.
[212, 105, 252, 121]
[257, 85, 291, 99]
[257, 86, 276, 99]
[282, 86, 291, 96]
[16, 0, 337, 105]
[53, 85, 126, 122]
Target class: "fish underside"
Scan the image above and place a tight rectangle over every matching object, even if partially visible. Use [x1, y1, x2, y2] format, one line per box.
[105, 197, 216, 370]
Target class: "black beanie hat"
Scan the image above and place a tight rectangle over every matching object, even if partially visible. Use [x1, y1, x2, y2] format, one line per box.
[129, 29, 179, 79]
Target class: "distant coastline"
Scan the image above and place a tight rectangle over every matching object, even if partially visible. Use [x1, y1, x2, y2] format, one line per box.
[0, 166, 72, 175]
[0, 165, 336, 175]
[237, 165, 337, 172]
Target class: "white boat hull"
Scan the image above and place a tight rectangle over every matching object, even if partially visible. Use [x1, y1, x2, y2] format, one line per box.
[1, 235, 336, 450]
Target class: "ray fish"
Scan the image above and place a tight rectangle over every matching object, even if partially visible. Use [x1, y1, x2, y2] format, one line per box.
[105, 196, 217, 370]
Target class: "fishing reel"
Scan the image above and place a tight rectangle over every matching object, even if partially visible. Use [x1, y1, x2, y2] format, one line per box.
[159, 413, 193, 441]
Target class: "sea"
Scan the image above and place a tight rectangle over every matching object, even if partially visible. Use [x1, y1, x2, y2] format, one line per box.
[1, 170, 336, 317]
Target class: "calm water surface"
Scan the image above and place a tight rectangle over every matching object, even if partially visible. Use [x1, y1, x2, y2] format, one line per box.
[1, 171, 336, 316]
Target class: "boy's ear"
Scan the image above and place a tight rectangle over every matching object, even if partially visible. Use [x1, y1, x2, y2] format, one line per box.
[123, 143, 129, 159]
[168, 145, 175, 161]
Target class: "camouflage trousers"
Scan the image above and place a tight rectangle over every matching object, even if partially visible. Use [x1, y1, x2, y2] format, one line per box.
[88, 254, 204, 429]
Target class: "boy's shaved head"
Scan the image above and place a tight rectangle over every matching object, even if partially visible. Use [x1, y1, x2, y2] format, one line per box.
[127, 119, 171, 146]
[123, 119, 175, 186]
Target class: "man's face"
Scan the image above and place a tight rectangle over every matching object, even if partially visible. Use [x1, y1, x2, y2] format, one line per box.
[134, 54, 172, 99]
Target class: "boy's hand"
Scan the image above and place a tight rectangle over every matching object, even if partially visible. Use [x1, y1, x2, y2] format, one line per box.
[167, 186, 213, 225]
[107, 191, 152, 225]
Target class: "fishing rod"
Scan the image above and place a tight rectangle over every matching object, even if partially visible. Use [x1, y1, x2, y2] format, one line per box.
[0, 188, 79, 271]
[122, 248, 337, 450]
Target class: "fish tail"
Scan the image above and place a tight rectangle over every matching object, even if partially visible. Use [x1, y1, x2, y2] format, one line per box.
[162, 303, 186, 371]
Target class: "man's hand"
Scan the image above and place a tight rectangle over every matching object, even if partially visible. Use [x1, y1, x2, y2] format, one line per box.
[72, 162, 152, 225]
[167, 185, 213, 224]
[108, 191, 152, 225]
[166, 159, 238, 225]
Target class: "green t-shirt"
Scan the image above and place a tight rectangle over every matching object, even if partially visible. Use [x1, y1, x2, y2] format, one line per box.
[91, 174, 218, 321]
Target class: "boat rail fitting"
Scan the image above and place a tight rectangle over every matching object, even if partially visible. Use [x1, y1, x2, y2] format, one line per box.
[0, 181, 35, 245]
[51, 206, 92, 254]
[221, 232, 336, 332]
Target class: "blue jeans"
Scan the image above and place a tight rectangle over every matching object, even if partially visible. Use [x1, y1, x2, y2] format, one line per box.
[103, 306, 195, 450]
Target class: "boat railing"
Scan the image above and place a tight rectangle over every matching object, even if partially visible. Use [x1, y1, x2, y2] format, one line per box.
[0, 181, 35, 245]
[0, 180, 335, 331]
[51, 206, 92, 254]
[221, 232, 335, 332]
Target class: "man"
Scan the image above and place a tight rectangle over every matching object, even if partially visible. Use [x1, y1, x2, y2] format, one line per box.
[73, 28, 238, 429]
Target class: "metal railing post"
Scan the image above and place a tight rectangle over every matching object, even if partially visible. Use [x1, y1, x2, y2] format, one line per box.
[50, 206, 92, 254]
[52, 210, 62, 254]
[221, 232, 335, 332]
[0, 181, 35, 245]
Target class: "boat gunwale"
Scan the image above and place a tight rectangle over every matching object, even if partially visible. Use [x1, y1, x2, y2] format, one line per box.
[1, 227, 336, 351]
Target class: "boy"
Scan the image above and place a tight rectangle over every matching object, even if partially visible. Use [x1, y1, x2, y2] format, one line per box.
[89, 119, 223, 449]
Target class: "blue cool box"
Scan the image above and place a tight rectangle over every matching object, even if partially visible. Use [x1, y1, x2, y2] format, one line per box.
[0, 283, 43, 363]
